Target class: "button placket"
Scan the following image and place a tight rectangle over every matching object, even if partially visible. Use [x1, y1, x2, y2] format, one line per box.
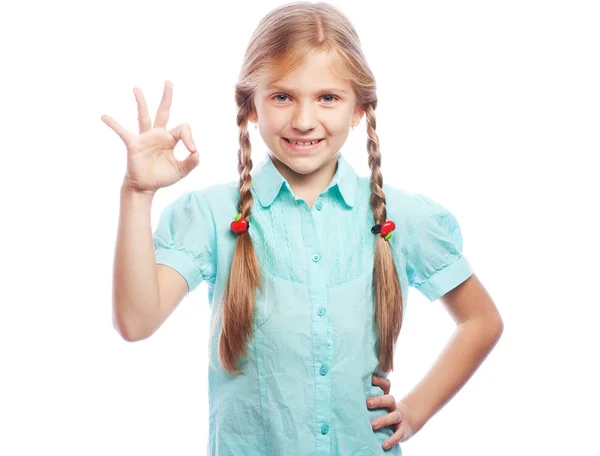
[301, 204, 332, 454]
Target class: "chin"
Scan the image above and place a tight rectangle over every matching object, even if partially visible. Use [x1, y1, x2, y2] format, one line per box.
[269, 137, 338, 175]
[275, 154, 318, 174]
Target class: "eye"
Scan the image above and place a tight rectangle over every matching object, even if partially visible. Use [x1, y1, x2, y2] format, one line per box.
[271, 93, 340, 104]
[321, 94, 339, 103]
[273, 93, 289, 103]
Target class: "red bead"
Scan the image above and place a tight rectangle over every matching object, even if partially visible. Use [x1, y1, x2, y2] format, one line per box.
[380, 220, 396, 237]
[230, 218, 248, 234]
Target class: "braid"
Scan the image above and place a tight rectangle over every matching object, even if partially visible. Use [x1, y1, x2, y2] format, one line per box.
[365, 103, 403, 373]
[366, 106, 386, 224]
[208, 111, 263, 375]
[236, 116, 255, 220]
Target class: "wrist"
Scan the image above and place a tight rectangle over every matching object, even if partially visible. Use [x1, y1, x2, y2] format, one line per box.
[121, 177, 157, 199]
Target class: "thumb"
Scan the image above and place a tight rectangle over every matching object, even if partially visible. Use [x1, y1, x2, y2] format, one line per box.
[179, 149, 200, 178]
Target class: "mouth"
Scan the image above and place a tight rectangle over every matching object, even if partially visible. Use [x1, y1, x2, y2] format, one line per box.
[282, 137, 325, 152]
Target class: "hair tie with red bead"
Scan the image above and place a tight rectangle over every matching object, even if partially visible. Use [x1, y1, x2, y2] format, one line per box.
[230, 213, 250, 234]
[371, 220, 396, 241]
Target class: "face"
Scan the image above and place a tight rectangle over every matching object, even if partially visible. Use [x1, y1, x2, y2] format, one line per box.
[251, 50, 364, 190]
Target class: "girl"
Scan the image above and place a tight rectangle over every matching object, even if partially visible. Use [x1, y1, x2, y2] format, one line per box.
[103, 2, 503, 455]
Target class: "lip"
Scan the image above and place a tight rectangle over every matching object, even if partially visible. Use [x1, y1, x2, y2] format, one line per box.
[282, 137, 324, 153]
[285, 137, 324, 142]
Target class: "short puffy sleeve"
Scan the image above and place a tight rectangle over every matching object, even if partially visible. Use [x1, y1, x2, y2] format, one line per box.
[153, 190, 216, 294]
[406, 193, 474, 302]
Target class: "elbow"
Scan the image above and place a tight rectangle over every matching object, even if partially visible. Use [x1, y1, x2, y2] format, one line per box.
[494, 311, 504, 335]
[112, 310, 135, 342]
[112, 306, 151, 342]
[489, 314, 504, 342]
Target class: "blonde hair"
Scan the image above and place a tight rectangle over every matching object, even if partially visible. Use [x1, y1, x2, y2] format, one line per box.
[209, 1, 403, 375]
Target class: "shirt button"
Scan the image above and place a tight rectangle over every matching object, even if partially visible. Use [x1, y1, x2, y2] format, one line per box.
[312, 254, 321, 262]
[317, 308, 326, 317]
[319, 365, 329, 376]
[315, 201, 323, 211]
[321, 424, 330, 435]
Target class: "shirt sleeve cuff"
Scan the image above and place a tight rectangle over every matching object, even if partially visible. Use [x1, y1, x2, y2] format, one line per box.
[415, 255, 474, 302]
[155, 247, 203, 293]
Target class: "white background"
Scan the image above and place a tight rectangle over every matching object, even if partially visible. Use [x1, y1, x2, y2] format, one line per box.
[1, 0, 598, 455]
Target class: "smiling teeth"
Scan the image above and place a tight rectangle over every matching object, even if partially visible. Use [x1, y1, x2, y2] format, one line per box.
[290, 139, 320, 146]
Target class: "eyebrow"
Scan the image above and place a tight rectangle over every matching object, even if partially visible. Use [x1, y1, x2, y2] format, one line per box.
[267, 84, 349, 95]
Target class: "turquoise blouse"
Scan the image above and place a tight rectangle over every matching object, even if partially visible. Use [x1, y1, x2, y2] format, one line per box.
[153, 153, 474, 455]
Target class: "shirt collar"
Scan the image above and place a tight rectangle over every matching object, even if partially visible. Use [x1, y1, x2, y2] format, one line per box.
[251, 153, 358, 208]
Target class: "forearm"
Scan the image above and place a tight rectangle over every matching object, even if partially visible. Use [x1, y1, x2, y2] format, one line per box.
[398, 317, 503, 429]
[113, 179, 161, 341]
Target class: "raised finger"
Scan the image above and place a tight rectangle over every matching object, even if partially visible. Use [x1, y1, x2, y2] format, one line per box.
[372, 374, 391, 395]
[101, 114, 136, 146]
[133, 87, 152, 134]
[154, 80, 173, 129]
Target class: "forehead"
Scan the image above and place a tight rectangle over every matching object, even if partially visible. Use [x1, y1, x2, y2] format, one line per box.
[263, 51, 351, 91]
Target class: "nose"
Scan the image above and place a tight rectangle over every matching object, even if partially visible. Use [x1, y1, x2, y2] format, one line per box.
[291, 103, 318, 131]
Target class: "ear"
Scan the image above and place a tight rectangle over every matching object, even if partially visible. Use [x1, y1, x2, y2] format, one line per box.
[352, 105, 365, 126]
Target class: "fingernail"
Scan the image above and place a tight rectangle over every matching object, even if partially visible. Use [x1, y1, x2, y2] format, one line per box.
[371, 420, 378, 427]
[367, 399, 374, 407]
[383, 442, 390, 449]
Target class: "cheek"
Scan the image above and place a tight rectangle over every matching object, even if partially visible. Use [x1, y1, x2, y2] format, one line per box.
[322, 113, 353, 132]
[260, 109, 289, 131]
[326, 125, 351, 139]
